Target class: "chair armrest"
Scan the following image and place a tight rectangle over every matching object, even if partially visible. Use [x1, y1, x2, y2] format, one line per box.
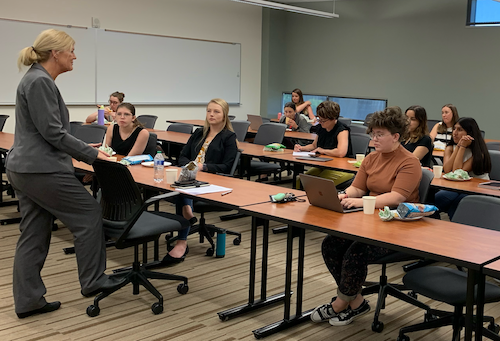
[143, 191, 180, 207]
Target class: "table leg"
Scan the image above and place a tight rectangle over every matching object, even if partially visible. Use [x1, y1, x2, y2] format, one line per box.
[475, 269, 485, 341]
[465, 269, 477, 341]
[252, 226, 312, 339]
[217, 217, 287, 321]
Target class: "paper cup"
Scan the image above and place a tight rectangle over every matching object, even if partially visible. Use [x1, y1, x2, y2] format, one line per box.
[165, 168, 178, 183]
[108, 156, 117, 162]
[433, 165, 443, 178]
[356, 154, 365, 162]
[362, 196, 377, 214]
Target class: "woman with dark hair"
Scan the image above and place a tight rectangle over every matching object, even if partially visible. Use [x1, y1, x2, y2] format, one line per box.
[429, 104, 459, 143]
[434, 117, 491, 219]
[279, 102, 310, 133]
[291, 88, 315, 121]
[402, 105, 433, 168]
[105, 102, 149, 156]
[86, 91, 125, 123]
[310, 107, 421, 327]
[162, 98, 238, 265]
[294, 100, 353, 187]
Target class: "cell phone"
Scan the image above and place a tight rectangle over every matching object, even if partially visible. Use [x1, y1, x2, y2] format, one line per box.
[478, 181, 500, 190]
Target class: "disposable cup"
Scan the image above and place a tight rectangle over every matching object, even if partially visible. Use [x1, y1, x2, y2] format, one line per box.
[356, 154, 365, 162]
[433, 165, 443, 178]
[108, 156, 117, 162]
[165, 168, 178, 183]
[362, 196, 377, 214]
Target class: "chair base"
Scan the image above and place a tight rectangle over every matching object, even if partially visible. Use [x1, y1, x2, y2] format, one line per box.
[86, 250, 188, 317]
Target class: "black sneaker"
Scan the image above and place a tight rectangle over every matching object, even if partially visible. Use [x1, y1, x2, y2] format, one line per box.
[310, 297, 349, 323]
[329, 299, 371, 326]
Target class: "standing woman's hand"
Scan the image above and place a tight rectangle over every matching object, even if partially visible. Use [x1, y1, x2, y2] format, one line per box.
[96, 149, 110, 160]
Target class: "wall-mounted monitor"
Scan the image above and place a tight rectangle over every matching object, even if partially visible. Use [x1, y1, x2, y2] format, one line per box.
[281, 93, 328, 116]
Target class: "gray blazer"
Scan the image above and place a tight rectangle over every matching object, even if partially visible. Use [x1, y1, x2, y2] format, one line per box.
[7, 63, 98, 174]
[279, 113, 311, 133]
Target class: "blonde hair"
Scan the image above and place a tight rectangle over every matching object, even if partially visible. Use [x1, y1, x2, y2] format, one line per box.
[17, 29, 75, 71]
[202, 98, 234, 139]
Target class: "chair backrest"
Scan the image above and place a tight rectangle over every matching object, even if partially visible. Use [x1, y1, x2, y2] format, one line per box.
[363, 113, 373, 127]
[231, 120, 250, 142]
[338, 118, 351, 126]
[262, 117, 271, 123]
[419, 168, 434, 203]
[227, 150, 242, 176]
[349, 124, 367, 135]
[481, 130, 485, 139]
[228, 115, 236, 121]
[427, 119, 441, 130]
[0, 115, 9, 131]
[143, 132, 158, 157]
[486, 141, 500, 151]
[74, 125, 107, 144]
[489, 150, 500, 181]
[253, 122, 286, 146]
[69, 121, 83, 136]
[350, 133, 371, 156]
[452, 195, 500, 232]
[167, 122, 193, 134]
[137, 115, 158, 129]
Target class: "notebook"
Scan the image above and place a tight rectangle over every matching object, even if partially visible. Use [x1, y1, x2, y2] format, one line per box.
[247, 114, 264, 130]
[296, 156, 333, 162]
[299, 174, 363, 213]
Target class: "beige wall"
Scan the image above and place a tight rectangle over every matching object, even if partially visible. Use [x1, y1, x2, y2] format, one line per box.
[0, 0, 262, 133]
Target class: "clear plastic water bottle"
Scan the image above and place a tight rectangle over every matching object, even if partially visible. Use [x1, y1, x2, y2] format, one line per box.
[153, 151, 164, 183]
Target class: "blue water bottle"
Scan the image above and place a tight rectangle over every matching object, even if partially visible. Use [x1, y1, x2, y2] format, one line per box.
[216, 229, 226, 258]
[97, 105, 105, 125]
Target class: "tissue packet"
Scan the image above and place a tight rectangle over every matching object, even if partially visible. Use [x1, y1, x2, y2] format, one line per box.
[397, 203, 437, 219]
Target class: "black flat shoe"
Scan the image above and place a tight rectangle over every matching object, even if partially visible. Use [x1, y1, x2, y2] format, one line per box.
[255, 177, 269, 182]
[17, 301, 61, 319]
[81, 275, 128, 297]
[162, 246, 189, 266]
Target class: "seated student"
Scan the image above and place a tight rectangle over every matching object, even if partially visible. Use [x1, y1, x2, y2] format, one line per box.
[105, 103, 149, 156]
[279, 102, 311, 133]
[294, 100, 353, 187]
[402, 105, 433, 168]
[162, 98, 238, 265]
[434, 117, 491, 219]
[310, 106, 421, 327]
[429, 104, 459, 144]
[86, 91, 125, 123]
[292, 88, 315, 121]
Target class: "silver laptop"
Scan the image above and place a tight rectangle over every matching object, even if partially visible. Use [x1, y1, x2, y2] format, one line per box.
[300, 174, 363, 213]
[247, 114, 263, 130]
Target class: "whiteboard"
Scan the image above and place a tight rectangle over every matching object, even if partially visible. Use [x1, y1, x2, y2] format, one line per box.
[95, 30, 241, 105]
[0, 19, 96, 105]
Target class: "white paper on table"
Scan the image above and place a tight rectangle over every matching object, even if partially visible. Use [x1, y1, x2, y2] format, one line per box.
[175, 185, 232, 195]
[293, 151, 313, 157]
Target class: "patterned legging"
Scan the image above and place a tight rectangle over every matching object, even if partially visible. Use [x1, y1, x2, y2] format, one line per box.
[321, 235, 393, 301]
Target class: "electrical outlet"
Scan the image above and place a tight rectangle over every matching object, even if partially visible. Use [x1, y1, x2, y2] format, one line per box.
[92, 17, 100, 28]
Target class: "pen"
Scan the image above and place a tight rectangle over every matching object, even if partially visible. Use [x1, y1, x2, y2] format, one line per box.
[221, 190, 232, 196]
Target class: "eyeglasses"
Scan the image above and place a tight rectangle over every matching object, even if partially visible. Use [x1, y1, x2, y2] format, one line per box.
[369, 132, 392, 140]
[317, 117, 330, 124]
[116, 112, 132, 117]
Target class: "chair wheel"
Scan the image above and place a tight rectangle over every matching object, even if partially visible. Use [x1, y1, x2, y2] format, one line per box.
[219, 315, 229, 321]
[397, 335, 410, 341]
[424, 312, 438, 322]
[371, 320, 384, 333]
[86, 304, 100, 317]
[407, 291, 417, 299]
[151, 302, 163, 314]
[206, 248, 214, 257]
[488, 323, 500, 334]
[233, 237, 241, 246]
[177, 283, 189, 295]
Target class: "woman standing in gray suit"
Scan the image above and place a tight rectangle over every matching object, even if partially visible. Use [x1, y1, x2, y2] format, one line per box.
[7, 29, 123, 319]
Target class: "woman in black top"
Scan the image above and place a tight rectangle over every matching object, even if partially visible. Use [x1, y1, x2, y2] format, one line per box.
[105, 103, 149, 156]
[162, 98, 238, 265]
[294, 100, 353, 186]
[402, 105, 433, 168]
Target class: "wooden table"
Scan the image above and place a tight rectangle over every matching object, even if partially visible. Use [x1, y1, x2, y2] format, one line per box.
[224, 199, 500, 340]
[166, 119, 204, 126]
[431, 177, 500, 197]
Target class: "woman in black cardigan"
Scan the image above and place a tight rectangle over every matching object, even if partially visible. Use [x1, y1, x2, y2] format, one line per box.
[162, 98, 238, 265]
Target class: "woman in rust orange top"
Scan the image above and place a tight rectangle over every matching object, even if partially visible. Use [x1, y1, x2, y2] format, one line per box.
[310, 107, 421, 327]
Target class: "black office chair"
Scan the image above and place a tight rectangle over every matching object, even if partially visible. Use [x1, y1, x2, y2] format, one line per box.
[349, 124, 368, 135]
[0, 115, 15, 200]
[486, 141, 500, 151]
[247, 123, 286, 181]
[397, 195, 500, 341]
[143, 132, 158, 157]
[230, 120, 250, 142]
[363, 113, 373, 127]
[338, 118, 352, 126]
[167, 151, 243, 257]
[489, 150, 500, 181]
[86, 159, 190, 317]
[137, 115, 158, 129]
[228, 115, 236, 120]
[166, 122, 193, 134]
[427, 119, 441, 130]
[69, 121, 84, 136]
[164, 123, 194, 164]
[74, 125, 107, 144]
[350, 133, 371, 156]
[361, 168, 434, 333]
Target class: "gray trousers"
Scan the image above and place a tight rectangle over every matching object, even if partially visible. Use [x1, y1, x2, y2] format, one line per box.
[7, 170, 108, 314]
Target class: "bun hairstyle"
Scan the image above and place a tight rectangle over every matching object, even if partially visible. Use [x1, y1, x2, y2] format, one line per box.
[17, 29, 75, 71]
[110, 91, 125, 103]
